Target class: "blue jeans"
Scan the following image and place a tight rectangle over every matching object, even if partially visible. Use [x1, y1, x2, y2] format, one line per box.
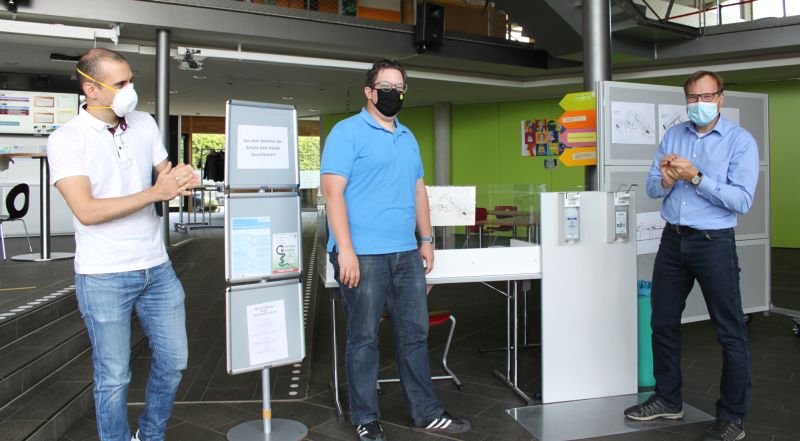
[76, 260, 188, 441]
[651, 226, 751, 423]
[331, 250, 443, 426]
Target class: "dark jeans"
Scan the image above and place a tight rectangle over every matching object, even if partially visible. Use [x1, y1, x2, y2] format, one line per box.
[331, 249, 443, 426]
[651, 226, 751, 423]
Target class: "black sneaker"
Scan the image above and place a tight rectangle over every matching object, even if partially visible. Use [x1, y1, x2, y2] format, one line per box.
[412, 410, 471, 434]
[355, 420, 386, 441]
[703, 420, 745, 441]
[624, 395, 684, 421]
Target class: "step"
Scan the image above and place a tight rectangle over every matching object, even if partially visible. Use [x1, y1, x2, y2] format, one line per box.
[0, 290, 78, 349]
[0, 318, 147, 441]
[0, 309, 90, 409]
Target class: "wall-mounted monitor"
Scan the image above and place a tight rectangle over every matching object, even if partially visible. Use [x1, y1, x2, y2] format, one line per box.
[0, 90, 79, 135]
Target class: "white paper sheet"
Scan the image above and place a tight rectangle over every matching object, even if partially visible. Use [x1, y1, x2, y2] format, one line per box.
[426, 186, 476, 226]
[237, 124, 289, 170]
[231, 216, 271, 279]
[611, 101, 656, 145]
[246, 300, 289, 366]
[658, 104, 688, 143]
[636, 211, 664, 255]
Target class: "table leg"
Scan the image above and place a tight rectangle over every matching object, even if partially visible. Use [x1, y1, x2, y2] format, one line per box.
[330, 289, 344, 420]
[492, 280, 533, 405]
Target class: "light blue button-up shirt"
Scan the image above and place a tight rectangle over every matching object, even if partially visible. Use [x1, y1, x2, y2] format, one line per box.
[646, 115, 759, 230]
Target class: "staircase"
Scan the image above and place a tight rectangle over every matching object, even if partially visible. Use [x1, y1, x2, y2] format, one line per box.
[0, 286, 146, 441]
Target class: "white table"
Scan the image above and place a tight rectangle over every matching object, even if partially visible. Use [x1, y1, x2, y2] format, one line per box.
[320, 245, 542, 418]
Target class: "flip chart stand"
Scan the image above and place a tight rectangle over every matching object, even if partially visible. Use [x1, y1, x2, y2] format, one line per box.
[227, 368, 307, 441]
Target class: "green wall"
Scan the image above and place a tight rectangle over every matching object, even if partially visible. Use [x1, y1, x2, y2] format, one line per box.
[729, 80, 800, 248]
[321, 82, 800, 248]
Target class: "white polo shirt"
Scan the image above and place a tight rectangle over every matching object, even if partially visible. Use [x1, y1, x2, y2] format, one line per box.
[47, 108, 169, 274]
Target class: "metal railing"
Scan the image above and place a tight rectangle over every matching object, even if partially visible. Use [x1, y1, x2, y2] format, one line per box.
[621, 0, 799, 29]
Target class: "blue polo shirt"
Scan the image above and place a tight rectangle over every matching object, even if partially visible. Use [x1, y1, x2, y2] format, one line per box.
[321, 108, 424, 254]
[646, 115, 759, 230]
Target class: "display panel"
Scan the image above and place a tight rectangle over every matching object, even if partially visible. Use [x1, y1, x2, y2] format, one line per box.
[0, 90, 79, 135]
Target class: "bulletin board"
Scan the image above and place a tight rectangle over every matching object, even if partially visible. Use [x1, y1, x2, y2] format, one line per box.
[597, 81, 770, 321]
[226, 280, 306, 374]
[224, 100, 299, 189]
[224, 192, 303, 284]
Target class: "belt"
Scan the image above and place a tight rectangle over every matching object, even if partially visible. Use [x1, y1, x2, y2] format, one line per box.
[665, 222, 700, 234]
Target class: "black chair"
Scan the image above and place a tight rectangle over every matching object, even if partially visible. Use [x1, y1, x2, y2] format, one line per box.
[0, 183, 33, 259]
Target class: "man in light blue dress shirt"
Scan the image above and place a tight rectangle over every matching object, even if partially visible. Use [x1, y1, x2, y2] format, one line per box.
[624, 71, 759, 441]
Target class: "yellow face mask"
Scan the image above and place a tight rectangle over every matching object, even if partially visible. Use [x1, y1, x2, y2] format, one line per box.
[77, 68, 138, 117]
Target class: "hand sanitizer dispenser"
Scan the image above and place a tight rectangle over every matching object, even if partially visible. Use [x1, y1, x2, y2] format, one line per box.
[608, 191, 631, 242]
[559, 192, 581, 244]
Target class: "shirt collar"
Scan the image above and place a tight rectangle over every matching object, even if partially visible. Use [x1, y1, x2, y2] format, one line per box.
[359, 107, 409, 134]
[78, 106, 127, 133]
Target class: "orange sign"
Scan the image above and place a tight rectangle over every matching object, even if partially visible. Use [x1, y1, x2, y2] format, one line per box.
[558, 109, 597, 130]
[559, 147, 597, 167]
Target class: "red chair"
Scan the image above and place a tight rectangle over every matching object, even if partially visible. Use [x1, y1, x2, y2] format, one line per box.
[377, 309, 463, 391]
[463, 207, 487, 248]
[486, 205, 517, 244]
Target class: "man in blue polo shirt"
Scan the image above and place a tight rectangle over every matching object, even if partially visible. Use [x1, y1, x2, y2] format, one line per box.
[320, 60, 470, 441]
[624, 71, 758, 441]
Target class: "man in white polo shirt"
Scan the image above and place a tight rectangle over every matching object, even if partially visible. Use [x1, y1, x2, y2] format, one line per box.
[47, 48, 198, 441]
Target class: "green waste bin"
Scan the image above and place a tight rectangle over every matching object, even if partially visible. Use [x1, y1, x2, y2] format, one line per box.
[637, 280, 656, 387]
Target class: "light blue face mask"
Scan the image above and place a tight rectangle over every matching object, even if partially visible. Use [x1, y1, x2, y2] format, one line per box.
[687, 102, 718, 126]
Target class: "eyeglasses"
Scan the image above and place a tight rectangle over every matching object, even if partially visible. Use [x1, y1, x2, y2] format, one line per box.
[372, 81, 408, 94]
[686, 90, 722, 103]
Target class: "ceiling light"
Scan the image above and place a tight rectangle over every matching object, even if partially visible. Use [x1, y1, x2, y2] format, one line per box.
[145, 101, 156, 104]
[309, 108, 318, 112]
[169, 90, 179, 94]
[281, 96, 293, 100]
[192, 74, 207, 79]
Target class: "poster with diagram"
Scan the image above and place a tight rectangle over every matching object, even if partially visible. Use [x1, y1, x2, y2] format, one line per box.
[426, 186, 476, 226]
[657, 104, 688, 143]
[611, 101, 656, 145]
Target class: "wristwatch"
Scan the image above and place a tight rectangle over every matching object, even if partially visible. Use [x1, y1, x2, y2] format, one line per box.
[419, 235, 434, 245]
[691, 171, 704, 186]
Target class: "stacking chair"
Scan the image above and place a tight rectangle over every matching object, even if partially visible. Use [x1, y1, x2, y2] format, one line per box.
[486, 205, 517, 245]
[463, 207, 487, 248]
[377, 309, 463, 392]
[0, 183, 33, 259]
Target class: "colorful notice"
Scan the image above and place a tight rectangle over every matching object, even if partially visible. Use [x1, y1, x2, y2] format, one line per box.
[237, 125, 289, 170]
[246, 300, 289, 366]
[558, 109, 597, 130]
[559, 91, 597, 111]
[272, 233, 300, 274]
[231, 216, 271, 279]
[562, 128, 597, 148]
[558, 147, 597, 167]
[521, 119, 566, 157]
[0, 90, 78, 135]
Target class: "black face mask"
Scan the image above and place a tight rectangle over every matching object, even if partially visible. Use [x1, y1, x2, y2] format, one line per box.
[374, 89, 404, 117]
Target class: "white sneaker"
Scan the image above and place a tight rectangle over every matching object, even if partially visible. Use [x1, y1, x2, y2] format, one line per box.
[131, 430, 141, 441]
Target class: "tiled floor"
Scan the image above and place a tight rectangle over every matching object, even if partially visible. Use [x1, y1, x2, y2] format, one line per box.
[3, 222, 796, 441]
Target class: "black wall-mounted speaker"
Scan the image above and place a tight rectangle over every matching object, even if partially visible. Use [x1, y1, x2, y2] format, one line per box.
[414, 2, 445, 53]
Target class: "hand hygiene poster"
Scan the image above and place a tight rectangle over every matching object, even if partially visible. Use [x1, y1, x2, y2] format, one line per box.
[237, 124, 289, 170]
[231, 216, 271, 279]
